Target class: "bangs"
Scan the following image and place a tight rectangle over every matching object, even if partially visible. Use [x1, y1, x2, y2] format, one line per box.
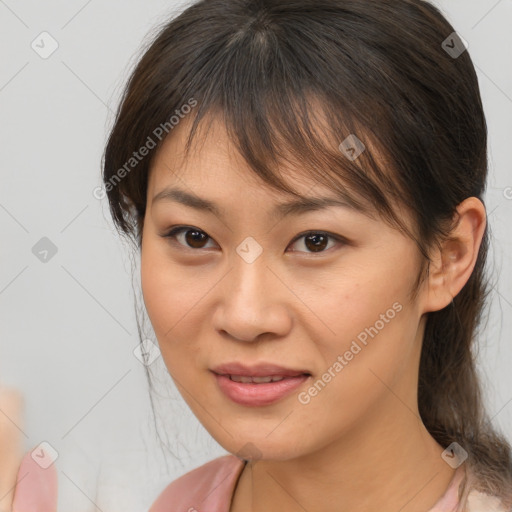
[105, 0, 459, 257]
[183, 95, 398, 222]
[173, 23, 417, 241]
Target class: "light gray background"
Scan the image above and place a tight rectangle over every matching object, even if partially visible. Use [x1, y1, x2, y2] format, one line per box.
[1, 1, 511, 511]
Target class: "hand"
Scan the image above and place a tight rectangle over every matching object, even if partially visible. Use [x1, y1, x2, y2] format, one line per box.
[0, 386, 58, 512]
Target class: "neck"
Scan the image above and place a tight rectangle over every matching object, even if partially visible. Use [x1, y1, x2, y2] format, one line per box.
[230, 394, 456, 512]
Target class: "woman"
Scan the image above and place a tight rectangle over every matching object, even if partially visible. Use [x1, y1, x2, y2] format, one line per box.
[102, 0, 512, 510]
[8, 0, 512, 511]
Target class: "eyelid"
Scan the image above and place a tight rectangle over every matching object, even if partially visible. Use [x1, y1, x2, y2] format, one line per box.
[160, 225, 348, 253]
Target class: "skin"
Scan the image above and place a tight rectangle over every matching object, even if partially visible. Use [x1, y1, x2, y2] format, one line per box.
[140, 115, 487, 512]
[0, 387, 58, 512]
[0, 387, 24, 512]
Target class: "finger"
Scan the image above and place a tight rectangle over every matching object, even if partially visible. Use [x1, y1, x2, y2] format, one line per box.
[12, 449, 58, 512]
[0, 388, 24, 512]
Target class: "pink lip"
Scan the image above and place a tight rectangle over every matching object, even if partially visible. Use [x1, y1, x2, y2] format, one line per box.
[212, 372, 311, 407]
[211, 362, 311, 378]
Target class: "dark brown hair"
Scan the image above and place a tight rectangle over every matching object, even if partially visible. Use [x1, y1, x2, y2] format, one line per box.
[102, 0, 512, 506]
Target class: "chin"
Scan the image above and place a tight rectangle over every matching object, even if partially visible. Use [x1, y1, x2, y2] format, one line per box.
[218, 436, 306, 463]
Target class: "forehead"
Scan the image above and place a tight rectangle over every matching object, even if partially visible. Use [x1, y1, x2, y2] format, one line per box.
[148, 113, 377, 212]
[149, 114, 343, 200]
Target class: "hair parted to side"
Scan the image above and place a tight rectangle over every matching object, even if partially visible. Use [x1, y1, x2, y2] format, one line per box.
[102, 0, 512, 506]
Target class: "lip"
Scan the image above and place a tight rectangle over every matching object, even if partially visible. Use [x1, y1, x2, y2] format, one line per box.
[212, 372, 311, 407]
[211, 362, 311, 378]
[210, 362, 312, 407]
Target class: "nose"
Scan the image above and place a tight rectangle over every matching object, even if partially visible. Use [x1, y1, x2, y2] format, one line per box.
[211, 257, 293, 343]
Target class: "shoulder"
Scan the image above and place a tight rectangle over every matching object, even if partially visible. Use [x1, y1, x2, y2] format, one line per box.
[461, 466, 512, 512]
[466, 489, 511, 512]
[148, 454, 246, 512]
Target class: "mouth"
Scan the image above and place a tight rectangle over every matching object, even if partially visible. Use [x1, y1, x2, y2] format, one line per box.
[210, 366, 312, 407]
[219, 374, 311, 384]
[211, 362, 312, 379]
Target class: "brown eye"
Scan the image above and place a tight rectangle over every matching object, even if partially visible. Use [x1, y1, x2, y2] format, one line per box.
[183, 229, 209, 249]
[162, 227, 216, 250]
[304, 233, 328, 252]
[288, 231, 344, 254]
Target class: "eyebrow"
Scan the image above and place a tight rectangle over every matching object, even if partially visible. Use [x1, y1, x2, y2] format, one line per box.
[152, 187, 359, 220]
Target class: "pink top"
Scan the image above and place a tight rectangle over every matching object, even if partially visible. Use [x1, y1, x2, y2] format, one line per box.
[11, 449, 508, 511]
[148, 455, 509, 512]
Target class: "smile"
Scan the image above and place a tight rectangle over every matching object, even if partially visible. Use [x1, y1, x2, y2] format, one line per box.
[212, 372, 311, 407]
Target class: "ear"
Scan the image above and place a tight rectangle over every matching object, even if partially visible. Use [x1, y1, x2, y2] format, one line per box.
[422, 197, 487, 314]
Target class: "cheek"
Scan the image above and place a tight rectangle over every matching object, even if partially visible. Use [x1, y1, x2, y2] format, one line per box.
[290, 306, 418, 453]
[140, 245, 171, 333]
[298, 251, 420, 396]
[140, 241, 214, 374]
[295, 253, 416, 349]
[141, 242, 194, 333]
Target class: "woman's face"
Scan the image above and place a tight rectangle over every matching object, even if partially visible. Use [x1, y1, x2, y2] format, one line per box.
[140, 116, 431, 461]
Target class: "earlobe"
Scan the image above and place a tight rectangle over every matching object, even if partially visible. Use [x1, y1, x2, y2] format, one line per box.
[422, 197, 487, 314]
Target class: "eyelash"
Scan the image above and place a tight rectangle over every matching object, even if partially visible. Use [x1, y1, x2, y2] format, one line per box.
[160, 225, 347, 254]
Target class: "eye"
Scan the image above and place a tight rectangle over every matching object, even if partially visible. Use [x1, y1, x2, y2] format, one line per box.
[161, 226, 217, 250]
[288, 231, 345, 253]
[160, 226, 346, 254]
